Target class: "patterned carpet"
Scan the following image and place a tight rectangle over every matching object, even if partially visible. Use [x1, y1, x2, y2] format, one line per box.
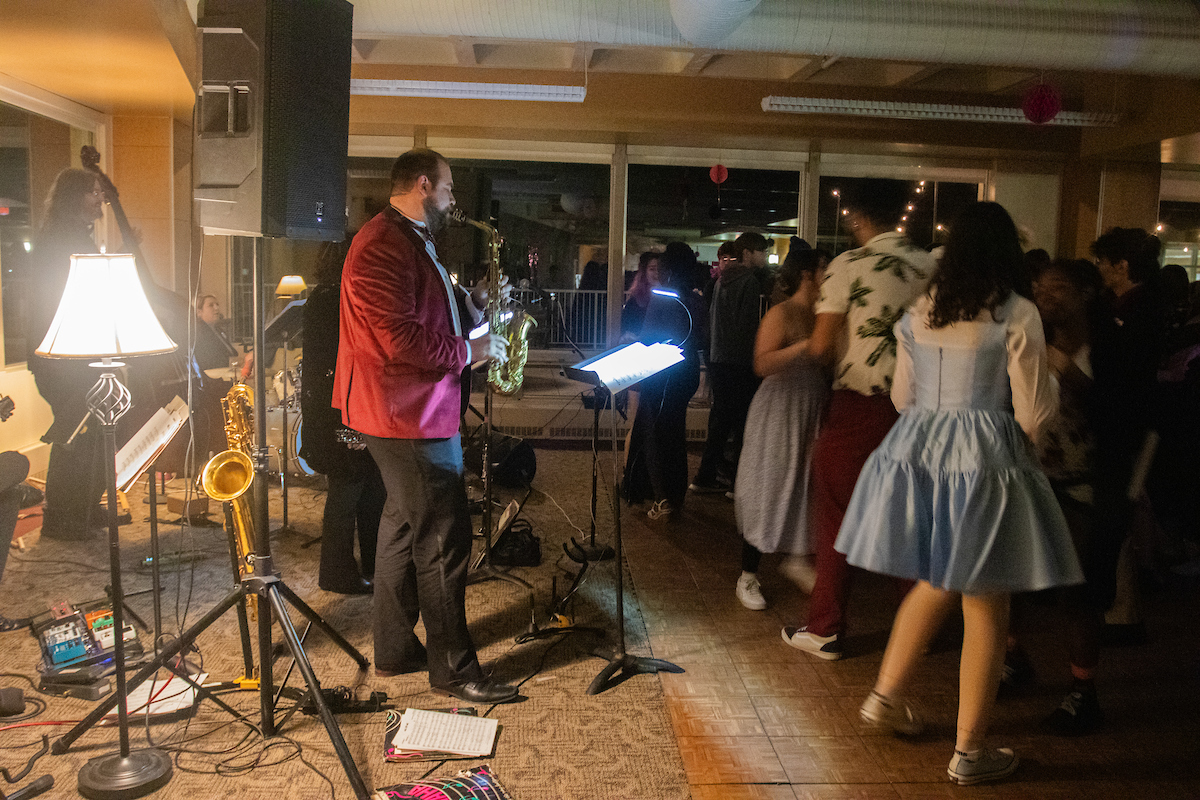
[0, 446, 689, 799]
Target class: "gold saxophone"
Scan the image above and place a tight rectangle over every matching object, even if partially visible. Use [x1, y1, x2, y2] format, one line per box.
[450, 208, 536, 395]
[201, 383, 256, 584]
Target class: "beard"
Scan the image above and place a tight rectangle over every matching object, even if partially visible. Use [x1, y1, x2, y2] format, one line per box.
[424, 196, 450, 234]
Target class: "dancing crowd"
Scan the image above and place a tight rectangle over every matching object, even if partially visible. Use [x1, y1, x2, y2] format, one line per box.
[24, 157, 1198, 782]
[620, 179, 1199, 785]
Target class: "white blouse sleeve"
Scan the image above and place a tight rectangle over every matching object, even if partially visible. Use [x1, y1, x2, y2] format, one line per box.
[1006, 297, 1058, 443]
[890, 312, 916, 412]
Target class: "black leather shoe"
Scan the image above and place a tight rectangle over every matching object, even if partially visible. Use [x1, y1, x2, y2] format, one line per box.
[319, 577, 373, 595]
[376, 649, 428, 677]
[431, 679, 520, 704]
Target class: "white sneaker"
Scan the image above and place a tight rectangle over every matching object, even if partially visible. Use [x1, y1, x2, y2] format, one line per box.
[947, 747, 1019, 786]
[779, 555, 817, 594]
[735, 573, 768, 610]
[860, 690, 923, 735]
[781, 626, 843, 660]
[647, 499, 673, 521]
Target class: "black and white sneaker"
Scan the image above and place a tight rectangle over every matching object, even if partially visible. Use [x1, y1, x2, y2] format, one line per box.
[1043, 689, 1105, 736]
[947, 747, 1019, 785]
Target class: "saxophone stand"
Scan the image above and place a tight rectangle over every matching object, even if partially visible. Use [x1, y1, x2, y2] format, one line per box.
[52, 238, 374, 800]
[468, 385, 537, 605]
[563, 343, 687, 695]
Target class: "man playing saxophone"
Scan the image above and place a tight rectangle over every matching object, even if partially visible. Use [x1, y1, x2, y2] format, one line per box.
[333, 148, 520, 704]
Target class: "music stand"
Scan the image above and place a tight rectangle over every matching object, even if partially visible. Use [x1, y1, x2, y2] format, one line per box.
[564, 342, 687, 694]
[263, 299, 306, 539]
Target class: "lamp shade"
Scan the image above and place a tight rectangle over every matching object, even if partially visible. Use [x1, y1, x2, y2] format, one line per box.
[276, 275, 307, 296]
[36, 253, 176, 359]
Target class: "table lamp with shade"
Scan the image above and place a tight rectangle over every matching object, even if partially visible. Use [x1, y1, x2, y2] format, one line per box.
[36, 253, 176, 799]
[275, 274, 306, 298]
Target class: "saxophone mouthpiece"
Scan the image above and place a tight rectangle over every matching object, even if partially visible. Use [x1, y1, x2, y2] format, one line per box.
[448, 207, 468, 224]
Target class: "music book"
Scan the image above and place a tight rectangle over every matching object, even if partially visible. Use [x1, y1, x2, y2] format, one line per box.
[102, 672, 207, 722]
[388, 707, 499, 759]
[374, 765, 514, 800]
[115, 396, 189, 492]
[384, 707, 479, 761]
[563, 341, 684, 394]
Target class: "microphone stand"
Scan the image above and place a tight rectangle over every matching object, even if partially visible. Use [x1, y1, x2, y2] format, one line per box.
[552, 294, 614, 562]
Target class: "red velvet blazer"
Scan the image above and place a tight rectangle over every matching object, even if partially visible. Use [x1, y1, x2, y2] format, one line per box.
[333, 208, 469, 439]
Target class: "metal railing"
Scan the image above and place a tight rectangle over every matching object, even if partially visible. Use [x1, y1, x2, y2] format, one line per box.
[511, 288, 609, 352]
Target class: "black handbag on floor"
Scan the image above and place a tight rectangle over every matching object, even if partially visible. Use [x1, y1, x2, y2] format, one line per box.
[491, 520, 541, 567]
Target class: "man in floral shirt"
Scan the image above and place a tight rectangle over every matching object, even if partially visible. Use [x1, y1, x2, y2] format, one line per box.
[782, 179, 936, 660]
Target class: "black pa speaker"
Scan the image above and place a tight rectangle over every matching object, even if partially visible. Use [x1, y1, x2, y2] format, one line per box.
[464, 434, 538, 488]
[195, 0, 353, 241]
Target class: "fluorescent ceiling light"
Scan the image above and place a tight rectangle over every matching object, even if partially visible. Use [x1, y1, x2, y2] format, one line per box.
[352, 79, 585, 103]
[762, 96, 1119, 127]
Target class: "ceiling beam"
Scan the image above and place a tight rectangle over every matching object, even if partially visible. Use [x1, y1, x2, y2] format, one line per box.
[787, 56, 830, 82]
[353, 38, 379, 62]
[453, 38, 477, 67]
[681, 52, 715, 76]
[888, 63, 944, 87]
[571, 43, 596, 72]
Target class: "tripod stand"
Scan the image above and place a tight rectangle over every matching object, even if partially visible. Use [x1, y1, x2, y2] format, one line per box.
[51, 237, 374, 800]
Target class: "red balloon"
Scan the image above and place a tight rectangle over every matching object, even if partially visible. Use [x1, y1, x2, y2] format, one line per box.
[709, 164, 728, 185]
[1022, 83, 1062, 125]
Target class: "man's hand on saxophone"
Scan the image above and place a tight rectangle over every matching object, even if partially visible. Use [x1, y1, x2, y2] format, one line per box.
[469, 331, 509, 368]
[468, 273, 511, 310]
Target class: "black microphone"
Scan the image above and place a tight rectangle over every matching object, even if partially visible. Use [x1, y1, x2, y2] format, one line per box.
[3, 774, 54, 800]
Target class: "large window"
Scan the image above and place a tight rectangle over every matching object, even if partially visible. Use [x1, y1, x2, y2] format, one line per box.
[627, 163, 801, 266]
[818, 176, 979, 258]
[345, 155, 611, 349]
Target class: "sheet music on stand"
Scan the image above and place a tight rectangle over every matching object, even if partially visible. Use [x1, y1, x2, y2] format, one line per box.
[115, 396, 190, 492]
[264, 298, 306, 346]
[562, 342, 684, 393]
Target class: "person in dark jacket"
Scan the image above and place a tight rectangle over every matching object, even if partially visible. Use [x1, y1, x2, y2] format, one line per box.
[624, 243, 705, 521]
[690, 231, 773, 492]
[300, 236, 385, 595]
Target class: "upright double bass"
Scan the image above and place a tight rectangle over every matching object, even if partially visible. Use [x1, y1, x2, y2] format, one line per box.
[80, 146, 226, 471]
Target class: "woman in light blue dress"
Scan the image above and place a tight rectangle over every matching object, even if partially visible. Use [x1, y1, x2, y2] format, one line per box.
[835, 203, 1083, 786]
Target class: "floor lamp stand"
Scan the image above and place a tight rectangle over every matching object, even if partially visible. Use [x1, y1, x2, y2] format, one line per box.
[75, 367, 173, 800]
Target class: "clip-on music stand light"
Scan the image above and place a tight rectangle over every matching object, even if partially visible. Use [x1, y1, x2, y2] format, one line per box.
[263, 297, 307, 540]
[564, 341, 687, 694]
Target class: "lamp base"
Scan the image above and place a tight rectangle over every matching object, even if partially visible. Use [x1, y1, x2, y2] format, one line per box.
[77, 748, 172, 800]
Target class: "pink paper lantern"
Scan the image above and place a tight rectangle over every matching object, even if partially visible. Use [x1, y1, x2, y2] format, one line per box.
[1023, 83, 1062, 125]
[709, 164, 728, 185]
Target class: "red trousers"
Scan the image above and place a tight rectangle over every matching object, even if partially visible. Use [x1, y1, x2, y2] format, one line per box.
[804, 390, 901, 638]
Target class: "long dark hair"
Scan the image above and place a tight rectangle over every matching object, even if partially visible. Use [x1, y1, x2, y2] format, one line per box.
[777, 243, 822, 296]
[928, 202, 1029, 329]
[39, 168, 97, 235]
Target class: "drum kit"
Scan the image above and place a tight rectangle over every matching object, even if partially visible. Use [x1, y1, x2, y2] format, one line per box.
[265, 357, 315, 477]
